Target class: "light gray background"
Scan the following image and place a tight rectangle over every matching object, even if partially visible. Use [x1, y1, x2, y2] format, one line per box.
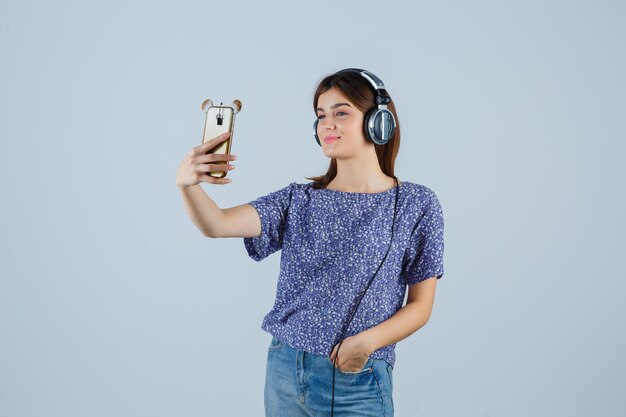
[1, 1, 625, 416]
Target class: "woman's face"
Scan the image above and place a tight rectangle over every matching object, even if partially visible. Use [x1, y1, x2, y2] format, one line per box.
[316, 87, 368, 158]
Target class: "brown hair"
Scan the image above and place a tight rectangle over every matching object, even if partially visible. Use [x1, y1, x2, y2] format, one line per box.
[305, 70, 401, 189]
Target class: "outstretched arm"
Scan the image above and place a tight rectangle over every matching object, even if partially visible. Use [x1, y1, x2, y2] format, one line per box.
[179, 185, 261, 239]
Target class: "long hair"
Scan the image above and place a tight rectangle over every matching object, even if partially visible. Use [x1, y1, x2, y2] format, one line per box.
[305, 70, 401, 189]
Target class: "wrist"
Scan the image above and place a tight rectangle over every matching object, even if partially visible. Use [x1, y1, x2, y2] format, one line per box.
[360, 329, 379, 355]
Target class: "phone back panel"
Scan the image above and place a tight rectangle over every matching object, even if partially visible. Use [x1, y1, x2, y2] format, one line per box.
[202, 106, 235, 178]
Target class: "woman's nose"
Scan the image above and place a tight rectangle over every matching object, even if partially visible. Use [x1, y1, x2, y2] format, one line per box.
[319, 117, 335, 130]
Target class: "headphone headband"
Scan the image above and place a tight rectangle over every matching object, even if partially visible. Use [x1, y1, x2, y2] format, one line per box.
[333, 68, 391, 105]
[333, 68, 384, 90]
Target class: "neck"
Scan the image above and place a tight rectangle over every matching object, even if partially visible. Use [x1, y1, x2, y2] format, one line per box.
[327, 149, 396, 193]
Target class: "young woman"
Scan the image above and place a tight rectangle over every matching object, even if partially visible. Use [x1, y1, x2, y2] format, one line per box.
[176, 68, 445, 417]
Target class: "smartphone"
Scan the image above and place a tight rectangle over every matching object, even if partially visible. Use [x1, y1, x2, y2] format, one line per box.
[201, 99, 242, 178]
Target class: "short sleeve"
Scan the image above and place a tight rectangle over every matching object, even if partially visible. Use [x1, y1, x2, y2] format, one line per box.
[400, 190, 445, 286]
[243, 182, 295, 262]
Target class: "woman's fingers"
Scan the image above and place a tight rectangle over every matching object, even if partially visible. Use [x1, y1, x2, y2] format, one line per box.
[177, 132, 236, 188]
[330, 343, 339, 363]
[199, 163, 236, 173]
[198, 174, 232, 185]
[196, 152, 237, 164]
[194, 132, 231, 155]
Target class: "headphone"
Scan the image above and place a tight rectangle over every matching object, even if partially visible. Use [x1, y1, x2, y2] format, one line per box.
[313, 68, 397, 146]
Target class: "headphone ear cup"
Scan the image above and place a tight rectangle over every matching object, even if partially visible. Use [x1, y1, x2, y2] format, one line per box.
[313, 119, 321, 146]
[366, 108, 396, 145]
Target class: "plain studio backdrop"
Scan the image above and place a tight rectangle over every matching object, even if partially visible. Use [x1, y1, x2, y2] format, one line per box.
[1, 1, 625, 416]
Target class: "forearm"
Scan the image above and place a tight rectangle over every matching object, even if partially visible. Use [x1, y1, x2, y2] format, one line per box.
[361, 301, 432, 353]
[178, 184, 225, 237]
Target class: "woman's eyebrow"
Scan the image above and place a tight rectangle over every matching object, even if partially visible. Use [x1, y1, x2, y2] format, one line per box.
[316, 102, 352, 112]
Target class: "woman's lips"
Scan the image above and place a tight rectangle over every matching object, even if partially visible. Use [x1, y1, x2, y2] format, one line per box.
[324, 136, 340, 144]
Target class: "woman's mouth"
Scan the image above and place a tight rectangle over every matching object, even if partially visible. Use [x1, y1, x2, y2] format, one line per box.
[324, 136, 340, 144]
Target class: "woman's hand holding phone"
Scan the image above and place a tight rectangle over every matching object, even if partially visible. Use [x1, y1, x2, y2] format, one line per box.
[176, 132, 237, 188]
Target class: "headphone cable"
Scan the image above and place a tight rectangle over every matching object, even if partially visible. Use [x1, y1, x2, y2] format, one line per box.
[330, 175, 399, 416]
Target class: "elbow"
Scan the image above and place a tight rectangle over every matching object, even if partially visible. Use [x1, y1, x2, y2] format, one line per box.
[422, 308, 433, 326]
[409, 301, 432, 327]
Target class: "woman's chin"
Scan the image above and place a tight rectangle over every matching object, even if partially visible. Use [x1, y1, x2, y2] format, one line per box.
[323, 149, 343, 158]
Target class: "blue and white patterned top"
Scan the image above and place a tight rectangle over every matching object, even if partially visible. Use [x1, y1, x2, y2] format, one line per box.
[243, 180, 444, 368]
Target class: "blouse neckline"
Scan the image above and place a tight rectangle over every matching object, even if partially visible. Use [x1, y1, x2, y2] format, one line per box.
[311, 180, 403, 196]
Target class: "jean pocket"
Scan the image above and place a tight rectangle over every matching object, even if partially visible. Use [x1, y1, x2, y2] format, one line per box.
[333, 357, 374, 376]
[268, 336, 282, 351]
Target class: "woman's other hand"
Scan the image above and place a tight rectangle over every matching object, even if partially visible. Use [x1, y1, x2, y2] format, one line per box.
[329, 333, 374, 372]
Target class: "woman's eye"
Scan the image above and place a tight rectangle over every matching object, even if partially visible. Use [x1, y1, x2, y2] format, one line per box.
[317, 112, 347, 120]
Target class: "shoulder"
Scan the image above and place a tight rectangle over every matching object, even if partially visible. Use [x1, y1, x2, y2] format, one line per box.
[400, 181, 440, 205]
[261, 181, 311, 203]
[285, 181, 320, 195]
[259, 181, 303, 195]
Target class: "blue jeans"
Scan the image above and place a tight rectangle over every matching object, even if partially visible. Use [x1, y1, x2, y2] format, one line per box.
[264, 336, 394, 417]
